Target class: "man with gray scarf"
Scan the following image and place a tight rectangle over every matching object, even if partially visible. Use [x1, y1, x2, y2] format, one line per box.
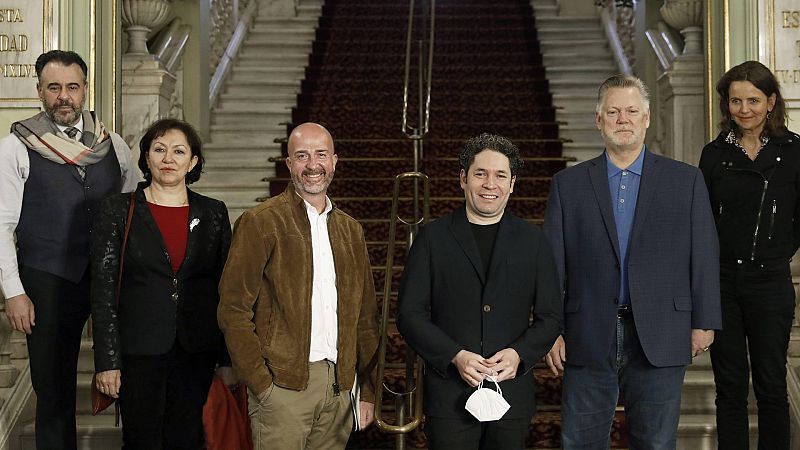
[0, 50, 138, 449]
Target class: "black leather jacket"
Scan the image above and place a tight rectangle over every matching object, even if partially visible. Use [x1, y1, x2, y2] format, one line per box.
[89, 184, 231, 372]
[699, 130, 800, 262]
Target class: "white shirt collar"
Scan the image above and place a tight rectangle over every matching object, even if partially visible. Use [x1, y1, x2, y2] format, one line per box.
[302, 195, 333, 217]
[56, 116, 84, 135]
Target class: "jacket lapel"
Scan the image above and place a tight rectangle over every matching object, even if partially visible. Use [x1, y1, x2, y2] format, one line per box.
[449, 206, 485, 285]
[179, 189, 201, 275]
[628, 151, 659, 249]
[134, 188, 171, 269]
[487, 213, 513, 282]
[588, 154, 622, 263]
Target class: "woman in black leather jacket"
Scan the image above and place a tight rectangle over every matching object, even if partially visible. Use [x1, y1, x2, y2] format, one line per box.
[699, 60, 800, 450]
[90, 118, 233, 449]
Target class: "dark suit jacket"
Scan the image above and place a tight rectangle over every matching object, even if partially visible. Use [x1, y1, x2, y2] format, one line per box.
[90, 184, 232, 372]
[543, 151, 721, 368]
[396, 206, 562, 419]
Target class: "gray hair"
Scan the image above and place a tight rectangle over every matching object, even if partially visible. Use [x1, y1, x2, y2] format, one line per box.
[596, 75, 650, 113]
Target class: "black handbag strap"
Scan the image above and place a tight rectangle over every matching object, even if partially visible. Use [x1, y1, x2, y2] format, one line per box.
[115, 192, 135, 305]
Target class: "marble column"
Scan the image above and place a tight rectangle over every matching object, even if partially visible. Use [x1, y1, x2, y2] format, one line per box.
[121, 57, 177, 145]
[120, 0, 177, 146]
[656, 0, 704, 165]
[657, 56, 704, 165]
[122, 0, 173, 55]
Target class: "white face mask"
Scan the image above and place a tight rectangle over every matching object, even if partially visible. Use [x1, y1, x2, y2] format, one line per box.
[464, 376, 510, 422]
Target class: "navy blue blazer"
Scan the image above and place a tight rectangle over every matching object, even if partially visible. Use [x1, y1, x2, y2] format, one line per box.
[397, 206, 562, 419]
[543, 151, 721, 368]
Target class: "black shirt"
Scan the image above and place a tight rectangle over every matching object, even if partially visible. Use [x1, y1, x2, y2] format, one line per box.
[470, 221, 500, 277]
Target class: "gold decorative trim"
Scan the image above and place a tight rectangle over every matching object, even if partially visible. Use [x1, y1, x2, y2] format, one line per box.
[723, 0, 730, 70]
[44, 0, 52, 51]
[89, 0, 96, 111]
[767, 0, 775, 69]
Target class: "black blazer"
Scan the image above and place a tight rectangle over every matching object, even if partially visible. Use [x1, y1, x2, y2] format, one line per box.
[396, 206, 562, 419]
[90, 184, 231, 372]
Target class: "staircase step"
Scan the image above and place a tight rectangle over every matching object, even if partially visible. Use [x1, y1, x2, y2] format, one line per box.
[543, 52, 614, 65]
[212, 112, 292, 126]
[534, 16, 601, 30]
[557, 110, 598, 124]
[559, 125, 601, 142]
[547, 70, 616, 83]
[19, 414, 121, 450]
[224, 82, 302, 96]
[537, 28, 604, 40]
[553, 93, 599, 111]
[253, 16, 319, 27]
[240, 41, 314, 54]
[194, 168, 270, 189]
[189, 188, 268, 210]
[236, 54, 309, 67]
[676, 414, 758, 448]
[248, 29, 317, 40]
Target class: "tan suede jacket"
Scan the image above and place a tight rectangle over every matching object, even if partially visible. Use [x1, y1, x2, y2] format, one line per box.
[218, 186, 379, 402]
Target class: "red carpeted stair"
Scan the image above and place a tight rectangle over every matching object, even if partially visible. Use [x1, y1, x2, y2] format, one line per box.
[268, 0, 628, 448]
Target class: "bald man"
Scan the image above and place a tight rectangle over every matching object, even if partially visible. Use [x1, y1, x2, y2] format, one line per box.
[218, 123, 380, 449]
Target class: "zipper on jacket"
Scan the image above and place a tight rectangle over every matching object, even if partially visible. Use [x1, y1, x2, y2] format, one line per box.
[750, 179, 769, 260]
[768, 199, 776, 240]
[718, 202, 723, 215]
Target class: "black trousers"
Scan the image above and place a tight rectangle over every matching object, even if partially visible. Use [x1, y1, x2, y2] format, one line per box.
[19, 266, 91, 450]
[424, 415, 531, 450]
[119, 343, 216, 450]
[711, 260, 796, 450]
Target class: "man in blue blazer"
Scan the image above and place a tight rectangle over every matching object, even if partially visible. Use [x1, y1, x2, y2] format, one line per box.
[543, 75, 721, 449]
[397, 134, 562, 450]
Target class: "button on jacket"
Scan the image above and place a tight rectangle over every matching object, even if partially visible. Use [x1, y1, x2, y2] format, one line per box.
[699, 131, 800, 262]
[217, 185, 380, 402]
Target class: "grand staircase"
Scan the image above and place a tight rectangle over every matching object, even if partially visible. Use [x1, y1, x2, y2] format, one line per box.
[1, 1, 796, 449]
[265, 0, 589, 448]
[193, 0, 325, 221]
[531, 0, 615, 165]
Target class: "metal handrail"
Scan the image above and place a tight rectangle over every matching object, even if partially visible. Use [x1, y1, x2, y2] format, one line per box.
[401, 0, 435, 147]
[374, 172, 430, 446]
[598, 1, 632, 76]
[209, 0, 258, 105]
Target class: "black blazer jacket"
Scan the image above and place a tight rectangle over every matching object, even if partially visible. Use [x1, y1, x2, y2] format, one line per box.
[396, 206, 563, 419]
[90, 184, 231, 372]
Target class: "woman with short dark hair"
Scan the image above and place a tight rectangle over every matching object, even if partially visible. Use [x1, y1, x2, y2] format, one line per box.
[90, 118, 233, 449]
[699, 60, 799, 450]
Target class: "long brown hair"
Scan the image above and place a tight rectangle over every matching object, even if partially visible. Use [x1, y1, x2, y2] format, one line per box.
[716, 60, 788, 138]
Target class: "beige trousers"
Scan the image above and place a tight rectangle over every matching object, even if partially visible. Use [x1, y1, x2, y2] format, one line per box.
[248, 360, 354, 450]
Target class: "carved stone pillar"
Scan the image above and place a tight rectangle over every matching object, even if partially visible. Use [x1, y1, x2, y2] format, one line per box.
[660, 0, 703, 57]
[656, 0, 705, 166]
[122, 0, 173, 55]
[121, 57, 177, 145]
[120, 0, 178, 146]
[657, 57, 704, 165]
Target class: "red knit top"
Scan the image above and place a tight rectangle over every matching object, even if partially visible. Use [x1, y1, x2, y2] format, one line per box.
[147, 202, 189, 274]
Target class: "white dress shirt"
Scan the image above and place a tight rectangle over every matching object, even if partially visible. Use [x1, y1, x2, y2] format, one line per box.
[304, 196, 339, 363]
[0, 118, 140, 299]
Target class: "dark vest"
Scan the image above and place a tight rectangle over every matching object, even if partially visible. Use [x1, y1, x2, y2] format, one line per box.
[16, 146, 121, 283]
